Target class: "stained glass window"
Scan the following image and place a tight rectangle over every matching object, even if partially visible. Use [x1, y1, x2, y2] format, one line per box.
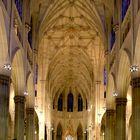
[28, 18, 33, 48]
[110, 18, 115, 50]
[15, 0, 23, 19]
[67, 93, 73, 112]
[122, 0, 130, 21]
[58, 94, 63, 111]
[78, 94, 83, 112]
[104, 68, 106, 85]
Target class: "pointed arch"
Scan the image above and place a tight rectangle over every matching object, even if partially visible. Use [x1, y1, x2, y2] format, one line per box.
[0, 6, 9, 75]
[116, 49, 131, 97]
[77, 123, 83, 140]
[11, 49, 25, 95]
[27, 72, 35, 108]
[100, 113, 106, 138]
[34, 111, 39, 140]
[106, 73, 115, 109]
[134, 23, 140, 72]
[56, 123, 63, 140]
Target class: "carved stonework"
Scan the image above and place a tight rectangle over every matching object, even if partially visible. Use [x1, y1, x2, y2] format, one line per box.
[25, 23, 31, 32]
[116, 98, 127, 106]
[14, 96, 25, 104]
[0, 74, 10, 85]
[131, 77, 140, 88]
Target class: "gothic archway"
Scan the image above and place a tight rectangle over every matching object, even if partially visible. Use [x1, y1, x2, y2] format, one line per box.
[77, 124, 83, 140]
[56, 123, 62, 140]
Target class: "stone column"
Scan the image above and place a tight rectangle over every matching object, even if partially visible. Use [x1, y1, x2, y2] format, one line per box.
[115, 98, 127, 140]
[26, 108, 35, 140]
[0, 74, 10, 140]
[131, 77, 140, 140]
[53, 130, 56, 140]
[105, 109, 115, 140]
[14, 96, 25, 140]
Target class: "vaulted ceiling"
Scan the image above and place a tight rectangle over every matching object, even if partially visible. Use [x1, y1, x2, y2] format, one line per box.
[37, 0, 107, 99]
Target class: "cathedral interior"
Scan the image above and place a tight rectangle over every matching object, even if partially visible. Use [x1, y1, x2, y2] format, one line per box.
[0, 0, 140, 140]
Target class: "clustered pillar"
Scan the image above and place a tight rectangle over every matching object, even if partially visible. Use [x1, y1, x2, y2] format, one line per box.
[131, 77, 140, 140]
[26, 108, 35, 140]
[0, 74, 10, 140]
[14, 96, 25, 140]
[105, 109, 115, 140]
[115, 98, 127, 140]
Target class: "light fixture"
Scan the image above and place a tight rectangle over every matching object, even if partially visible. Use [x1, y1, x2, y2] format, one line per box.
[35, 130, 37, 134]
[84, 131, 87, 134]
[84, 128, 88, 133]
[112, 91, 118, 97]
[24, 91, 28, 96]
[4, 64, 12, 70]
[130, 65, 139, 73]
[87, 109, 91, 112]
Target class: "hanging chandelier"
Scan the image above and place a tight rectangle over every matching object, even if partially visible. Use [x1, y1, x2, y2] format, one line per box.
[112, 91, 118, 97]
[130, 65, 139, 73]
[4, 63, 12, 70]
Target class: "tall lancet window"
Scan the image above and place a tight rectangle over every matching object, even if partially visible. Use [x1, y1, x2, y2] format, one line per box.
[58, 94, 63, 111]
[122, 0, 130, 21]
[67, 93, 73, 112]
[78, 94, 83, 112]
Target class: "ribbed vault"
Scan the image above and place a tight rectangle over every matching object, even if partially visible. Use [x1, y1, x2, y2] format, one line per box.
[39, 0, 105, 40]
[38, 0, 105, 99]
[48, 46, 93, 99]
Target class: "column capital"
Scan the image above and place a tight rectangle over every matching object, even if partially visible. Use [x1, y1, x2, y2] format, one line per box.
[25, 23, 31, 32]
[0, 74, 11, 85]
[116, 98, 127, 106]
[113, 24, 119, 33]
[14, 96, 25, 104]
[104, 50, 109, 56]
[106, 109, 115, 116]
[131, 77, 140, 88]
[26, 108, 34, 114]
